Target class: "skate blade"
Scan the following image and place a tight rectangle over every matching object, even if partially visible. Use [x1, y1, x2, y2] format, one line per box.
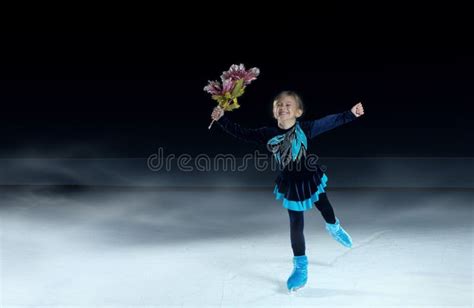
[288, 284, 305, 294]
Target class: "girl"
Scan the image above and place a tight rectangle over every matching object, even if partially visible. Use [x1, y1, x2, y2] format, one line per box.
[210, 90, 364, 293]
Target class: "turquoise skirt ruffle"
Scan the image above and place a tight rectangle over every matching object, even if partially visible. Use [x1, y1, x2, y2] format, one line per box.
[273, 173, 328, 211]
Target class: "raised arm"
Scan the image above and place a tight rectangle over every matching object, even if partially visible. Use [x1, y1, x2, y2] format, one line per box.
[307, 104, 363, 139]
[216, 115, 270, 145]
[211, 106, 270, 145]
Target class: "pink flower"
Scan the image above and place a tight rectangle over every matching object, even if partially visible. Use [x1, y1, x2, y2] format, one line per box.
[204, 64, 260, 104]
[204, 79, 238, 96]
[203, 80, 222, 95]
[221, 64, 260, 85]
[222, 79, 235, 94]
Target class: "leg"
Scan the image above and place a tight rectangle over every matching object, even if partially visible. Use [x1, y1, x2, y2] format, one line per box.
[287, 209, 308, 292]
[287, 209, 305, 256]
[314, 192, 336, 224]
[316, 193, 353, 248]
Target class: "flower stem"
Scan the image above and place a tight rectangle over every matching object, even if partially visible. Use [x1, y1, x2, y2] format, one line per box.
[208, 119, 215, 130]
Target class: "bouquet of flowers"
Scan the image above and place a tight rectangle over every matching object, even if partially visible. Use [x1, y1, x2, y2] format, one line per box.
[204, 64, 260, 129]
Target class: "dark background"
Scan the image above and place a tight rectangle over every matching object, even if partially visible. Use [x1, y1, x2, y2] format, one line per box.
[0, 32, 472, 158]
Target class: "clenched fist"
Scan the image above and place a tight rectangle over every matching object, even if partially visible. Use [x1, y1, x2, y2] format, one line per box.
[211, 106, 225, 121]
[351, 102, 365, 117]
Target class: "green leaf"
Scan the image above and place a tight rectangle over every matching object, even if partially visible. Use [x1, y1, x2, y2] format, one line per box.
[211, 95, 219, 101]
[231, 79, 244, 98]
[225, 98, 240, 111]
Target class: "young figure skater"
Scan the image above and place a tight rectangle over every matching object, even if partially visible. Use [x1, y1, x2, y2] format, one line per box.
[210, 90, 364, 292]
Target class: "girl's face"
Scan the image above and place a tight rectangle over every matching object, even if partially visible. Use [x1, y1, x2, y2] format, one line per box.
[273, 95, 303, 121]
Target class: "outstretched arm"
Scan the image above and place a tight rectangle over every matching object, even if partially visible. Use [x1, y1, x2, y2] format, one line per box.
[211, 106, 269, 145]
[307, 102, 364, 138]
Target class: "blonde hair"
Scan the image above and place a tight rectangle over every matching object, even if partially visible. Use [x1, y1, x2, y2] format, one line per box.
[272, 90, 305, 116]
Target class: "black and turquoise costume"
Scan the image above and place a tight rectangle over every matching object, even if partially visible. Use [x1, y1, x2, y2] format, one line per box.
[216, 110, 357, 211]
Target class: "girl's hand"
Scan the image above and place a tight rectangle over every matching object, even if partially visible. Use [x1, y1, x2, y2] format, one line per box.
[211, 106, 225, 121]
[351, 102, 365, 117]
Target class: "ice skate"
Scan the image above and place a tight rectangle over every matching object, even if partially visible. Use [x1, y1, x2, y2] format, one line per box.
[287, 255, 308, 293]
[325, 217, 353, 248]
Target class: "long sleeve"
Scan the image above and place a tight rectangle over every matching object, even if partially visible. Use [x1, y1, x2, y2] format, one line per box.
[215, 115, 270, 145]
[307, 110, 357, 139]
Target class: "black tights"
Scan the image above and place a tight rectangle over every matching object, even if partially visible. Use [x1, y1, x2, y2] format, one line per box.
[288, 192, 336, 256]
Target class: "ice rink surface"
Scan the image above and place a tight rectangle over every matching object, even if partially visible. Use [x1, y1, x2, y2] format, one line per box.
[1, 187, 472, 307]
